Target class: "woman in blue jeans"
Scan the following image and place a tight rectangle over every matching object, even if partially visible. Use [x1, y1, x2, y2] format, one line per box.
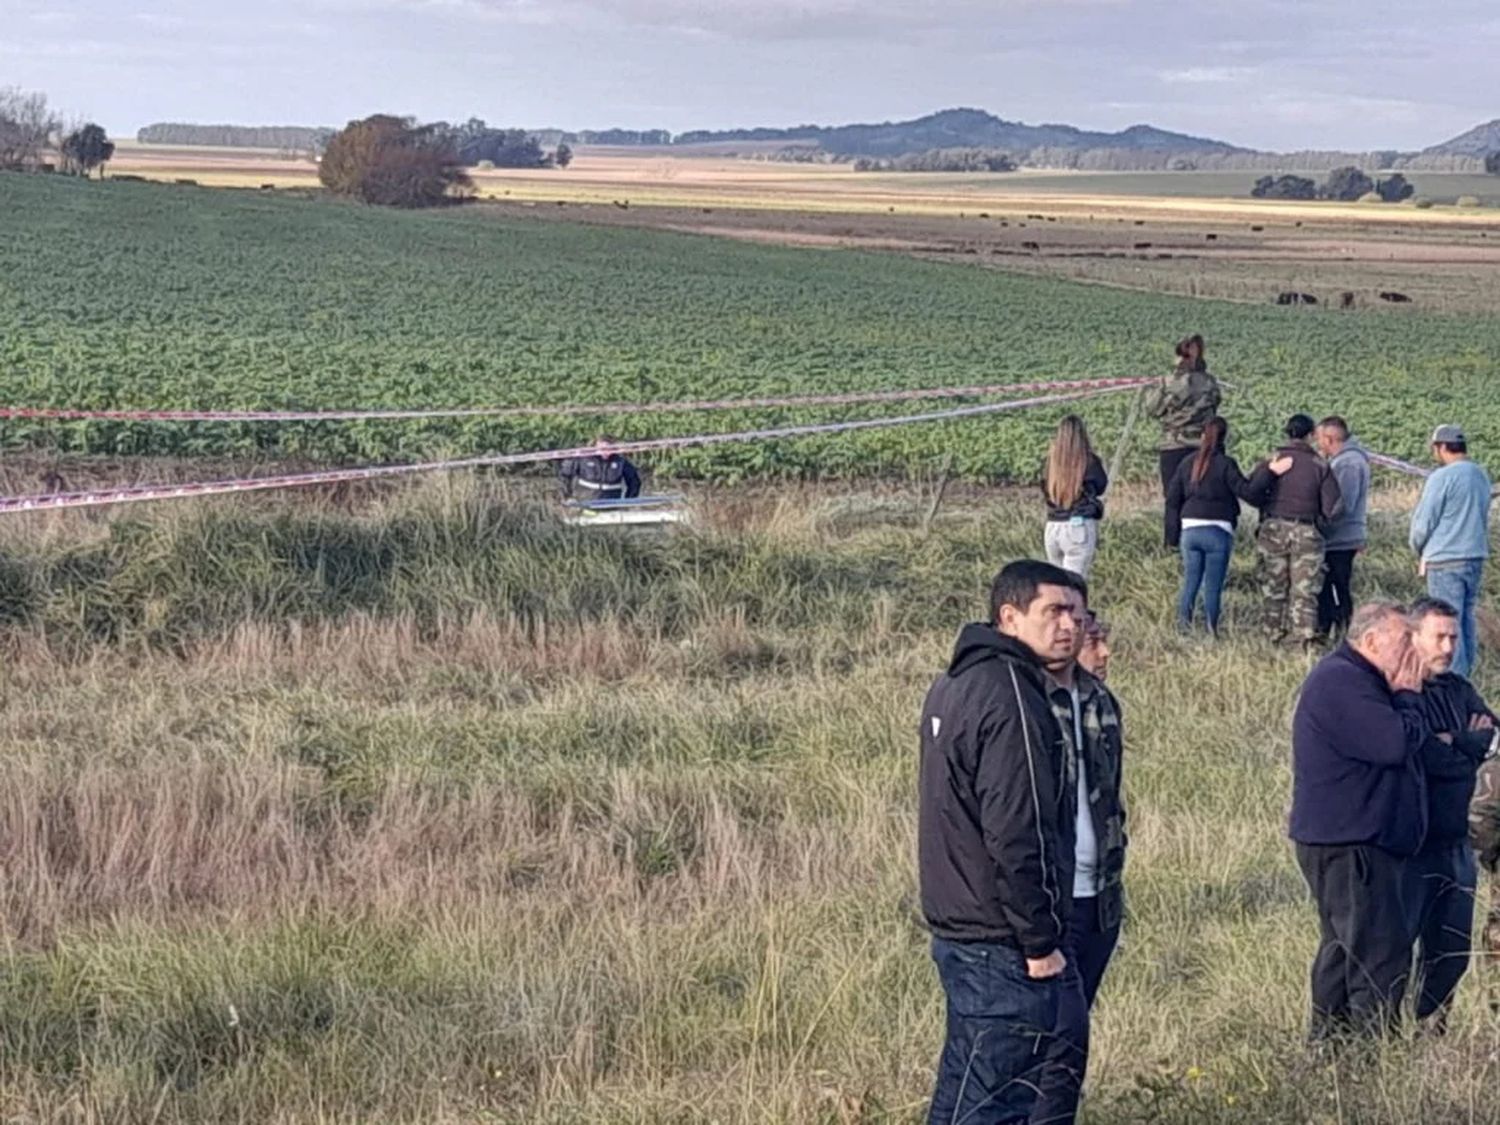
[1165, 417, 1284, 634]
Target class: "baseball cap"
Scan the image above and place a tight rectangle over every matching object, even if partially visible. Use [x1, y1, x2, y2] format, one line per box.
[1431, 424, 1465, 445]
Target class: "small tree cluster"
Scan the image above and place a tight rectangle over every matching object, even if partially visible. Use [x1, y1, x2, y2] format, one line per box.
[1250, 174, 1317, 200]
[854, 147, 1016, 173]
[60, 124, 115, 178]
[319, 115, 473, 208]
[1486, 151, 1500, 175]
[429, 118, 566, 169]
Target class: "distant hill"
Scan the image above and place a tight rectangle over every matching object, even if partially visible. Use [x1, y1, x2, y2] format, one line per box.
[1421, 119, 1500, 157]
[674, 107, 1245, 159]
[129, 108, 1499, 173]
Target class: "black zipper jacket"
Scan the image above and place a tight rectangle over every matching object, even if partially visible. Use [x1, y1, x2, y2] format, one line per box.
[1417, 672, 1496, 850]
[1164, 450, 1259, 547]
[1042, 453, 1109, 522]
[919, 623, 1076, 955]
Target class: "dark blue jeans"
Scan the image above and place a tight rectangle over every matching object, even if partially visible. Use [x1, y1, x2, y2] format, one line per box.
[1177, 525, 1234, 632]
[929, 938, 1060, 1125]
[1406, 842, 1478, 1028]
[1427, 560, 1484, 677]
[1030, 897, 1121, 1125]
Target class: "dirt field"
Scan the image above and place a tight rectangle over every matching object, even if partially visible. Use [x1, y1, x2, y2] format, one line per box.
[102, 143, 1500, 312]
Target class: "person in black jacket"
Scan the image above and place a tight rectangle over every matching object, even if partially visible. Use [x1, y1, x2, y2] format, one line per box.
[1290, 601, 1431, 1040]
[1042, 415, 1108, 578]
[920, 560, 1083, 1124]
[1407, 597, 1498, 1032]
[1245, 415, 1343, 649]
[1165, 416, 1287, 635]
[557, 436, 642, 502]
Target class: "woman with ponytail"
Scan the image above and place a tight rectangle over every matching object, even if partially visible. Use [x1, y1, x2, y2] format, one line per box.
[1165, 416, 1283, 634]
[1042, 414, 1108, 577]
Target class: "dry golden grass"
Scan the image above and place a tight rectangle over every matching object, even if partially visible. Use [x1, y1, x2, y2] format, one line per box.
[0, 476, 1498, 1121]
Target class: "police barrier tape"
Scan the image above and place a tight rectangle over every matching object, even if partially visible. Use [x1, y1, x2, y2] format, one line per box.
[0, 383, 1142, 515]
[0, 376, 1153, 424]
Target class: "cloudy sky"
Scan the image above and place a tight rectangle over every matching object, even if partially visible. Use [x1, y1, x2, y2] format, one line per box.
[2, 0, 1495, 150]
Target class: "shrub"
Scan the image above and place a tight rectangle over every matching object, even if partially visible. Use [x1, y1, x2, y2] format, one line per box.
[1457, 195, 1483, 208]
[319, 115, 473, 208]
[1357, 191, 1383, 204]
[1413, 197, 1434, 209]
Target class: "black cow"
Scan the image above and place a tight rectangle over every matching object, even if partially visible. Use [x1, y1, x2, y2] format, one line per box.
[1276, 292, 1319, 306]
[1379, 291, 1413, 303]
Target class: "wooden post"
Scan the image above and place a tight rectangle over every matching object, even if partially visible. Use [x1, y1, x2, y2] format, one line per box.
[922, 453, 955, 536]
[1108, 386, 1148, 486]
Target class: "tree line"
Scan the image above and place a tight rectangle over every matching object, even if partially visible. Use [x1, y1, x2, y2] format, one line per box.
[1251, 167, 1416, 203]
[853, 148, 1017, 173]
[137, 123, 334, 154]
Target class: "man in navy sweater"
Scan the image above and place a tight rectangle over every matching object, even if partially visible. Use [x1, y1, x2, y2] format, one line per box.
[1408, 597, 1497, 1031]
[1290, 601, 1431, 1040]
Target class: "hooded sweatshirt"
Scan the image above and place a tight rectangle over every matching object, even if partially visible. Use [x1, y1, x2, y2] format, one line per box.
[919, 623, 1076, 956]
[1323, 438, 1371, 552]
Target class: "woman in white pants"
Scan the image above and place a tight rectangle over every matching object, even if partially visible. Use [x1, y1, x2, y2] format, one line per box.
[1042, 415, 1108, 578]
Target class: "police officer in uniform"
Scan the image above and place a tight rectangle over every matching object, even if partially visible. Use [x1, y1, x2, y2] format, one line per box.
[558, 435, 642, 502]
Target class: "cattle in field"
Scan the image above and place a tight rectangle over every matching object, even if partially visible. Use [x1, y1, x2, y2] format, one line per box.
[1379, 291, 1413, 303]
[1276, 292, 1319, 306]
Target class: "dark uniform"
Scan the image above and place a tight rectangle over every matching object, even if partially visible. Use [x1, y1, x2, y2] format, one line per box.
[1411, 673, 1495, 1028]
[558, 453, 641, 501]
[1246, 440, 1342, 645]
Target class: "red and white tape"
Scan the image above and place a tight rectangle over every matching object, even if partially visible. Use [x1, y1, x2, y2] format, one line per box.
[0, 383, 1139, 515]
[0, 376, 1152, 424]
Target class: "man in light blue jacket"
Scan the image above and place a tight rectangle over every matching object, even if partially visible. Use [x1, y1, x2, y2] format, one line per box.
[1411, 424, 1492, 676]
[1317, 417, 1370, 638]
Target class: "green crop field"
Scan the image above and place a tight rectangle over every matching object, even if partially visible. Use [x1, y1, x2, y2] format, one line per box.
[1, 173, 1498, 484]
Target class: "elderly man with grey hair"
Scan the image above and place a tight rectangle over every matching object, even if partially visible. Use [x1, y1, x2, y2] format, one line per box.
[1289, 601, 1432, 1040]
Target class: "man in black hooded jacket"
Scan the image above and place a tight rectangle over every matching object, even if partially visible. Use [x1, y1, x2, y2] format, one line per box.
[920, 559, 1082, 1124]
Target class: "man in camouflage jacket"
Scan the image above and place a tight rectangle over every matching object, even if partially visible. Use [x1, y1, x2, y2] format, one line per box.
[1471, 750, 1500, 971]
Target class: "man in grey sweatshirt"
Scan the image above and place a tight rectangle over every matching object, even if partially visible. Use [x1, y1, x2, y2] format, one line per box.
[1316, 417, 1371, 638]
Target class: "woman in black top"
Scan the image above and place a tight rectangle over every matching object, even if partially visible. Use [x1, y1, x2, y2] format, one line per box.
[1042, 414, 1108, 577]
[1165, 417, 1283, 634]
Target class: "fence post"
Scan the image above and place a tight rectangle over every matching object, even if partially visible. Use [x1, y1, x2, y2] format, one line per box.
[1108, 386, 1148, 486]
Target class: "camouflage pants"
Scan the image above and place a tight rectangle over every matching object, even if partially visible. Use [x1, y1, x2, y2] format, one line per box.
[1257, 519, 1325, 643]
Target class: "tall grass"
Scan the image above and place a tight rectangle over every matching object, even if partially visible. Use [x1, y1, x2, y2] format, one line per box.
[0, 476, 1497, 1122]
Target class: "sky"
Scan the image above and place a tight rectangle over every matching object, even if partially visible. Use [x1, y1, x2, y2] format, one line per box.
[2, 0, 1495, 151]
